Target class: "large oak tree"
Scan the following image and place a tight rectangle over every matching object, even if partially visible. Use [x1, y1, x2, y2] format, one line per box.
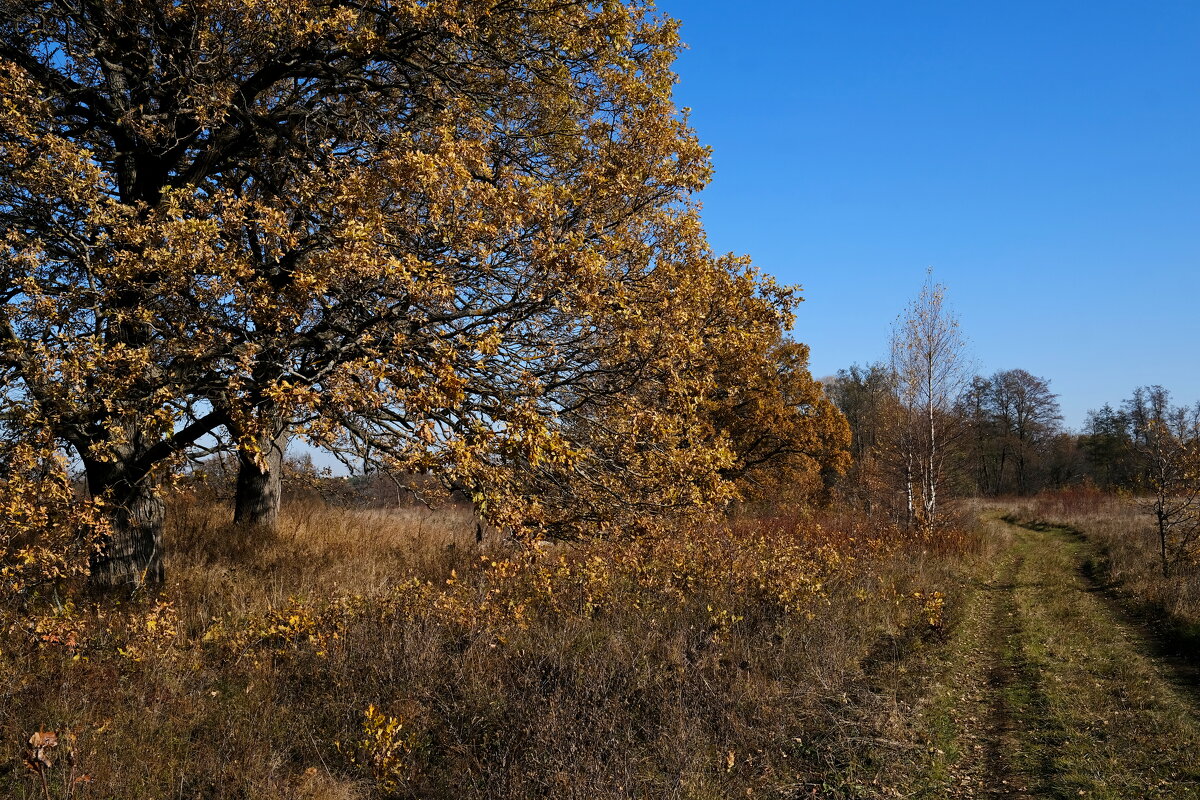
[0, 1, 819, 587]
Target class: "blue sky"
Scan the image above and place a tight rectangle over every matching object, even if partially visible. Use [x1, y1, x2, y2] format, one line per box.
[657, 0, 1200, 429]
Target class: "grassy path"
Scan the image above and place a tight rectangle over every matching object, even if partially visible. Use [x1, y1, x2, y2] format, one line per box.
[906, 515, 1200, 799]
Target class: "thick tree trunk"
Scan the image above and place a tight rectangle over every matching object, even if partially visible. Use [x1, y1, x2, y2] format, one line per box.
[86, 464, 166, 589]
[233, 423, 289, 529]
[73, 406, 226, 590]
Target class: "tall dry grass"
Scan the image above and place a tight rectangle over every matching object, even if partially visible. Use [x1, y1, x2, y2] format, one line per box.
[1, 495, 976, 799]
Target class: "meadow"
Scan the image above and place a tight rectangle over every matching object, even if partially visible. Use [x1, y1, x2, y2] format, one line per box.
[1, 491, 972, 799]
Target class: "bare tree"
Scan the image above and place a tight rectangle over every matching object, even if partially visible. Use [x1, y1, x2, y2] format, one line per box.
[959, 369, 1062, 495]
[1127, 388, 1200, 577]
[889, 273, 971, 531]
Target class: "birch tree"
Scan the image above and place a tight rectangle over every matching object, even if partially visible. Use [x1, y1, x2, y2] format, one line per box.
[889, 273, 970, 531]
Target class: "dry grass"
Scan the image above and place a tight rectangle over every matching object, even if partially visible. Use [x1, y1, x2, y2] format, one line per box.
[0, 495, 976, 799]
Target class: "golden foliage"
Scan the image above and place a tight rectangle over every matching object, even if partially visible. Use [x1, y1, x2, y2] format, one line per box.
[0, 0, 825, 580]
[341, 705, 420, 794]
[197, 514, 943, 665]
[0, 431, 102, 607]
[709, 339, 851, 502]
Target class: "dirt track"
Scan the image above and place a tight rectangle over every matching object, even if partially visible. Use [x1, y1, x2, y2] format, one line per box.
[908, 516, 1200, 799]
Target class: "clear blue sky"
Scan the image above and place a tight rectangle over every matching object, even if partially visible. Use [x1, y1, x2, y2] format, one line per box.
[657, 0, 1200, 430]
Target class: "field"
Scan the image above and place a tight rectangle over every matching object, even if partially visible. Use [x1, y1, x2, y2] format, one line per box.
[6, 492, 1200, 798]
[1, 495, 970, 799]
[3, 3, 1197, 798]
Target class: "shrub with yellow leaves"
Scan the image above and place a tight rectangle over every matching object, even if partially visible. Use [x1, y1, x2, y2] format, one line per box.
[203, 511, 932, 671]
[115, 601, 180, 663]
[341, 705, 420, 794]
[0, 432, 103, 610]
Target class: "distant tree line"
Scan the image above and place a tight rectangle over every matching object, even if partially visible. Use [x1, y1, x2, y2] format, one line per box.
[1078, 387, 1200, 492]
[828, 365, 1199, 510]
[821, 273, 1198, 573]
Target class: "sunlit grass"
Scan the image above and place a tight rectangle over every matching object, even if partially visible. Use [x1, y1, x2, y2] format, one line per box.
[0, 496, 970, 798]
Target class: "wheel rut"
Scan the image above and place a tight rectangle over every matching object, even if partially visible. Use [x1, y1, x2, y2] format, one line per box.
[979, 555, 1033, 799]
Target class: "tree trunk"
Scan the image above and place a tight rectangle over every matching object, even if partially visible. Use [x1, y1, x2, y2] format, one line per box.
[925, 383, 937, 533]
[233, 423, 289, 529]
[86, 463, 166, 590]
[1157, 503, 1171, 578]
[904, 453, 915, 529]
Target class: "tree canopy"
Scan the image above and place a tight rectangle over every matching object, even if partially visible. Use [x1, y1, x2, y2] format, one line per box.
[0, 1, 845, 586]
